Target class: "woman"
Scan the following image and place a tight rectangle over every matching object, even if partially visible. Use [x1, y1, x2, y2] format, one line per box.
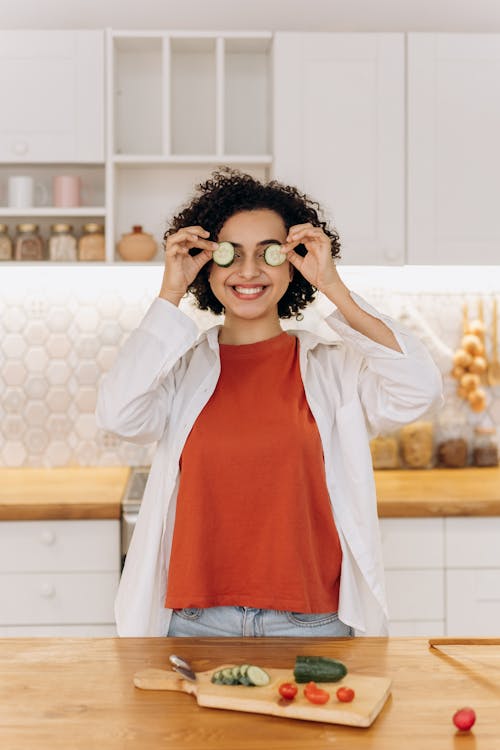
[96, 168, 442, 638]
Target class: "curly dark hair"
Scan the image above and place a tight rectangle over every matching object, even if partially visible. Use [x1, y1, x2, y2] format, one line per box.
[164, 166, 341, 319]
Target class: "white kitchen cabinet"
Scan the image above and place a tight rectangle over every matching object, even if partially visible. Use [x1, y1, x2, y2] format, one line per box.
[272, 33, 405, 266]
[381, 515, 500, 636]
[0, 519, 120, 636]
[445, 517, 500, 636]
[408, 33, 500, 264]
[380, 518, 445, 636]
[0, 31, 104, 163]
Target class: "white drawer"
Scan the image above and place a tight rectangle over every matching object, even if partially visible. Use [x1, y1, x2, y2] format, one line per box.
[446, 517, 500, 568]
[385, 569, 444, 620]
[447, 569, 500, 636]
[0, 571, 118, 625]
[0, 520, 120, 572]
[380, 518, 444, 569]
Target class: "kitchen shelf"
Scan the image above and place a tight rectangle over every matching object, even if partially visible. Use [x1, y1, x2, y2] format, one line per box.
[0, 208, 106, 217]
[112, 155, 272, 165]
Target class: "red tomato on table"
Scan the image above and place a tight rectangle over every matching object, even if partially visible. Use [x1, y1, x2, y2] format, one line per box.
[453, 707, 476, 731]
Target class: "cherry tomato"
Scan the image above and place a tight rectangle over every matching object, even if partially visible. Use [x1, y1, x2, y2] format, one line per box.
[453, 707, 476, 731]
[278, 682, 298, 700]
[336, 686, 355, 703]
[304, 681, 329, 705]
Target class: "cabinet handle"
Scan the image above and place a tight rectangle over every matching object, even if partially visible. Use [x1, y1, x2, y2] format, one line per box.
[12, 141, 29, 156]
[40, 529, 56, 546]
[40, 582, 56, 599]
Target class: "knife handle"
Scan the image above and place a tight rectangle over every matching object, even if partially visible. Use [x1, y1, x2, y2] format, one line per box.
[134, 667, 197, 694]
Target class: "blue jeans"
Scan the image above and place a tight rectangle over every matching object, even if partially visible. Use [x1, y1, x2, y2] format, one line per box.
[167, 606, 353, 637]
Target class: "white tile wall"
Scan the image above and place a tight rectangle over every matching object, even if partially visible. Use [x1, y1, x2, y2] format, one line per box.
[0, 269, 499, 466]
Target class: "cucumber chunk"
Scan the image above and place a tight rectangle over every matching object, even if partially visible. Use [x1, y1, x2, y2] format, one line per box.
[264, 243, 286, 266]
[293, 655, 348, 683]
[246, 665, 270, 687]
[213, 241, 235, 267]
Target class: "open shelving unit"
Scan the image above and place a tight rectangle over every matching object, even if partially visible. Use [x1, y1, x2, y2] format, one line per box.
[107, 29, 273, 262]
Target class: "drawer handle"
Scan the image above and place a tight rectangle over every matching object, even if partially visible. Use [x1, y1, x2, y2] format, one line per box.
[40, 530, 56, 546]
[40, 583, 56, 599]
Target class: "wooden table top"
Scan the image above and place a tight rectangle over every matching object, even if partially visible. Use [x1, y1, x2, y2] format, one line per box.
[375, 466, 500, 517]
[0, 466, 130, 520]
[0, 637, 498, 749]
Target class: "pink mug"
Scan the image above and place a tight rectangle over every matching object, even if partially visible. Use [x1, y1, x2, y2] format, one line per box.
[53, 175, 81, 208]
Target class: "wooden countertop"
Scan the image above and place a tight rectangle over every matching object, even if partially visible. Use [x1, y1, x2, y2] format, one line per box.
[0, 467, 130, 520]
[0, 465, 499, 520]
[375, 466, 500, 517]
[0, 636, 498, 749]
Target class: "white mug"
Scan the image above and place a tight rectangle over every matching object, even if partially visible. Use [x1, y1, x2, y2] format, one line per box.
[8, 175, 48, 208]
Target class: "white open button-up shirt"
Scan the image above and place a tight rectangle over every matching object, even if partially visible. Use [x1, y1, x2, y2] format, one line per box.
[96, 292, 443, 637]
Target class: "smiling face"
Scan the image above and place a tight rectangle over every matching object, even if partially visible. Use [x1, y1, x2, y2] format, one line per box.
[209, 209, 292, 340]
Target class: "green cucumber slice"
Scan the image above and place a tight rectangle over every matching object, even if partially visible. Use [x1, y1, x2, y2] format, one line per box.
[221, 667, 237, 684]
[246, 665, 270, 687]
[264, 243, 286, 266]
[213, 241, 235, 267]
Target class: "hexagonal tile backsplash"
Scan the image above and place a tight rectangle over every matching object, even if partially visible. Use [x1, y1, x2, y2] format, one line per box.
[0, 270, 499, 466]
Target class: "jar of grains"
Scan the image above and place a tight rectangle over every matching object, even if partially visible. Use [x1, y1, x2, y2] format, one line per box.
[14, 223, 44, 261]
[78, 223, 105, 261]
[473, 426, 499, 467]
[400, 421, 434, 469]
[0, 223, 13, 260]
[436, 409, 469, 468]
[48, 223, 77, 261]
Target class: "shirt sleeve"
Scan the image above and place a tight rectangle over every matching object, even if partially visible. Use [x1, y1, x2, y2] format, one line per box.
[324, 291, 444, 436]
[95, 297, 199, 444]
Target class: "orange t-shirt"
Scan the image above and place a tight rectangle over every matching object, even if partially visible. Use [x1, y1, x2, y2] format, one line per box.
[165, 331, 342, 613]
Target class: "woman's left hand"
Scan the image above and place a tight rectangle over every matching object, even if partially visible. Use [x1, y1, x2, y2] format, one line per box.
[282, 223, 340, 293]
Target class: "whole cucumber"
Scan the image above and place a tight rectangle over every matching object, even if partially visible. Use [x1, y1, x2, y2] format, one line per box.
[293, 655, 348, 683]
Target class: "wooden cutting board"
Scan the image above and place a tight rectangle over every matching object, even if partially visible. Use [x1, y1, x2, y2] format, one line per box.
[134, 664, 392, 727]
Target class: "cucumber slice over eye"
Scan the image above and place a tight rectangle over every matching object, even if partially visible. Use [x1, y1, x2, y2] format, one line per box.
[264, 243, 287, 266]
[213, 241, 235, 267]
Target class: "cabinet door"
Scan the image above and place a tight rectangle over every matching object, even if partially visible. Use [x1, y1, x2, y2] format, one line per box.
[0, 30, 104, 162]
[273, 33, 405, 265]
[445, 517, 500, 635]
[408, 33, 500, 264]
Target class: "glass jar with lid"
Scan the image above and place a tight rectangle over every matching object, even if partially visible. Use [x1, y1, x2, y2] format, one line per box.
[0, 223, 13, 260]
[436, 408, 469, 468]
[48, 223, 77, 261]
[78, 223, 105, 261]
[14, 223, 44, 261]
[472, 426, 499, 467]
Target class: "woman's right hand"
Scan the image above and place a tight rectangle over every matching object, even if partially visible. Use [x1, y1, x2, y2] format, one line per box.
[159, 226, 218, 305]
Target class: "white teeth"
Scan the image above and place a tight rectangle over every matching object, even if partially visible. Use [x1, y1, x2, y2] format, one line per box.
[234, 286, 264, 295]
